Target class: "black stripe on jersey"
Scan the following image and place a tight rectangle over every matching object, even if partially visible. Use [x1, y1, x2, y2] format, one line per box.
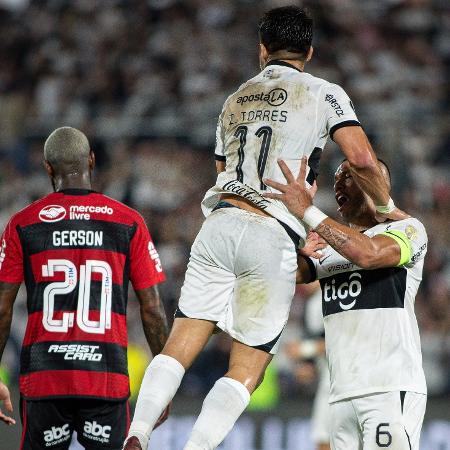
[266, 60, 303, 73]
[59, 189, 97, 195]
[17, 220, 136, 255]
[27, 281, 127, 315]
[320, 267, 407, 317]
[215, 155, 226, 162]
[20, 341, 128, 375]
[307, 147, 323, 184]
[329, 120, 361, 141]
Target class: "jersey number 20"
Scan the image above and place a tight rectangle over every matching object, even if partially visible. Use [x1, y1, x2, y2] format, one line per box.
[42, 259, 112, 334]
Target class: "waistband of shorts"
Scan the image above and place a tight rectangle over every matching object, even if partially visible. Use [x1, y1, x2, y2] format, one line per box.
[212, 201, 300, 248]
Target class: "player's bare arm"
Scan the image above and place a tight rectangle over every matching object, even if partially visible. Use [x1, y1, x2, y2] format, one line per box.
[216, 160, 225, 174]
[333, 127, 408, 221]
[135, 286, 169, 357]
[264, 158, 406, 270]
[0, 282, 20, 425]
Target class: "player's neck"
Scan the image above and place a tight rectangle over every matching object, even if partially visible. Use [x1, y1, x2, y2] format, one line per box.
[348, 211, 378, 231]
[52, 172, 92, 192]
[266, 54, 306, 71]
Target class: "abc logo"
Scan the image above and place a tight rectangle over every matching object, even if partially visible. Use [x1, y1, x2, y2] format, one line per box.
[84, 420, 111, 439]
[43, 424, 70, 443]
[323, 272, 362, 310]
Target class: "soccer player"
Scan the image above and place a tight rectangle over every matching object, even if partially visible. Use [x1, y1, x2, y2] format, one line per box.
[125, 6, 403, 450]
[264, 157, 427, 450]
[0, 127, 168, 449]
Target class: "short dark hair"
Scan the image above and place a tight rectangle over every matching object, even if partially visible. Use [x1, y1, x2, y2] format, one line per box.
[258, 6, 313, 58]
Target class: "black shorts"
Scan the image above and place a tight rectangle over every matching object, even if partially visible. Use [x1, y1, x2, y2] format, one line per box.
[20, 397, 130, 450]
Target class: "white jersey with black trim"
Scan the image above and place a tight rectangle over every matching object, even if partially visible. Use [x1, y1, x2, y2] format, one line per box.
[201, 60, 359, 244]
[308, 217, 427, 403]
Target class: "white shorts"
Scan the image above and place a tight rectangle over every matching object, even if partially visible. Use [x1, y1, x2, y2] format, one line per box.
[330, 391, 427, 450]
[311, 360, 331, 444]
[177, 206, 297, 354]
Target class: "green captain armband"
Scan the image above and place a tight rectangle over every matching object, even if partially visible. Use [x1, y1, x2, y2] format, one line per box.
[380, 230, 412, 266]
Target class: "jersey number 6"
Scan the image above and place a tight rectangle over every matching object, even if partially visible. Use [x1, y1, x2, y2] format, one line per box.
[42, 259, 113, 334]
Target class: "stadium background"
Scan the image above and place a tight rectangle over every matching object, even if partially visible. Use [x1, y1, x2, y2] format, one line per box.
[0, 0, 449, 448]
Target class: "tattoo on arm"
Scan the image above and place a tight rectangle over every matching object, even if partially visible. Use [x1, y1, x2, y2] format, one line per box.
[316, 223, 350, 252]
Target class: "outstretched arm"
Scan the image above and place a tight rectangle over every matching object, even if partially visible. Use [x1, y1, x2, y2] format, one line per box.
[0, 282, 20, 425]
[264, 158, 407, 269]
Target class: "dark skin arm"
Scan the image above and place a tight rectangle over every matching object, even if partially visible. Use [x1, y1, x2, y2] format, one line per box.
[265, 158, 403, 270]
[135, 285, 170, 428]
[0, 282, 20, 425]
[135, 286, 168, 357]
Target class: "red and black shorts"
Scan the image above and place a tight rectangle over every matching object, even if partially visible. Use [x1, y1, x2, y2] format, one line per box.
[20, 397, 130, 450]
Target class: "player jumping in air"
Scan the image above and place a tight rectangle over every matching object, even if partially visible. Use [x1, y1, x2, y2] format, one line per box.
[0, 127, 168, 450]
[125, 6, 404, 450]
[265, 157, 427, 450]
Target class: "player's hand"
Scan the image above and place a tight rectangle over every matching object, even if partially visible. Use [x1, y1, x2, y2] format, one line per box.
[0, 381, 15, 425]
[375, 207, 410, 223]
[153, 402, 170, 430]
[298, 231, 327, 259]
[263, 157, 313, 219]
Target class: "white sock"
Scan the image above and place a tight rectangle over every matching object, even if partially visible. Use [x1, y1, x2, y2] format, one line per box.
[127, 354, 185, 448]
[183, 377, 250, 450]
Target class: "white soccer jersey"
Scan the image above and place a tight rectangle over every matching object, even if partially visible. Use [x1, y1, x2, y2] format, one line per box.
[308, 217, 428, 403]
[202, 61, 359, 243]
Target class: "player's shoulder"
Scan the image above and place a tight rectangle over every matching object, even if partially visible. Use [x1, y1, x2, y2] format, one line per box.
[375, 217, 427, 239]
[95, 193, 145, 223]
[6, 192, 57, 227]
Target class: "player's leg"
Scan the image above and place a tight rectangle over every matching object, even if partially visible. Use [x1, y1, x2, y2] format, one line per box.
[183, 340, 271, 450]
[20, 398, 74, 450]
[400, 392, 426, 450]
[356, 391, 425, 450]
[181, 212, 298, 450]
[311, 363, 332, 450]
[329, 398, 362, 450]
[75, 399, 130, 450]
[125, 318, 215, 448]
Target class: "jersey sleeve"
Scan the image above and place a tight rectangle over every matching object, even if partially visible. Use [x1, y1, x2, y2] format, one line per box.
[321, 84, 360, 140]
[376, 218, 428, 268]
[129, 214, 166, 290]
[0, 217, 24, 283]
[214, 107, 226, 162]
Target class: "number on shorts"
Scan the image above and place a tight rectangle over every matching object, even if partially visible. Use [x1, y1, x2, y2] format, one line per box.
[233, 125, 273, 188]
[42, 258, 112, 334]
[376, 423, 392, 447]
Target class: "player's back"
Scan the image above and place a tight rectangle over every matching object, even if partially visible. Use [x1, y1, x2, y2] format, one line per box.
[205, 61, 359, 240]
[2, 189, 155, 400]
[219, 61, 354, 190]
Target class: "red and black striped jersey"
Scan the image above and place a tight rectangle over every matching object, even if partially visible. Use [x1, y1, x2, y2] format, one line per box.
[0, 189, 165, 401]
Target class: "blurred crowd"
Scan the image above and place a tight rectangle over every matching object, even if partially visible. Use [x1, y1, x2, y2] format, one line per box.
[0, 0, 449, 401]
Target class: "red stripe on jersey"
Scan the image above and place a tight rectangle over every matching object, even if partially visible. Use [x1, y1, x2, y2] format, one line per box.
[20, 370, 129, 399]
[22, 311, 128, 347]
[30, 249, 126, 285]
